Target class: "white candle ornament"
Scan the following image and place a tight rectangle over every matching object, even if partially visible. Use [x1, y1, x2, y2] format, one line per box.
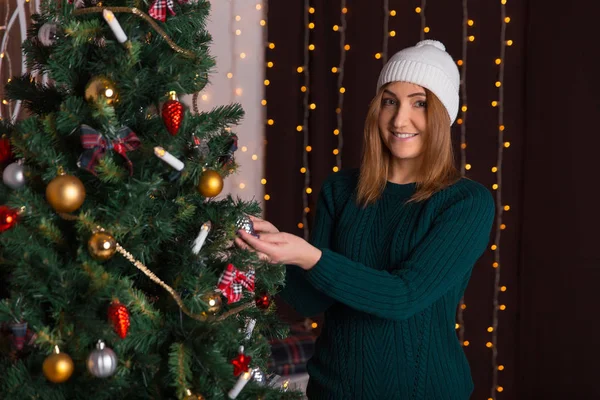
[154, 146, 185, 171]
[192, 221, 211, 254]
[227, 370, 251, 399]
[102, 10, 128, 44]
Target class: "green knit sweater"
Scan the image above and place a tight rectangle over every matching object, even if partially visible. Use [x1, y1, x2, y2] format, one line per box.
[279, 169, 495, 400]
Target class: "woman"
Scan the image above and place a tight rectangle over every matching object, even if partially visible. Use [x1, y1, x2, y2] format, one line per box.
[236, 40, 495, 400]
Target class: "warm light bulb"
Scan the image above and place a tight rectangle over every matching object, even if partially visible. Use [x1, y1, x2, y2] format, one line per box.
[457, 118, 463, 125]
[298, 223, 304, 229]
[333, 25, 339, 31]
[492, 167, 498, 172]
[268, 42, 275, 49]
[495, 81, 502, 87]
[455, 323, 460, 329]
[375, 53, 382, 59]
[333, 129, 340, 135]
[504, 17, 511, 23]
[331, 67, 338, 73]
[424, 26, 430, 33]
[339, 87, 346, 93]
[499, 125, 505, 131]
[500, 224, 506, 230]
[261, 100, 267, 106]
[461, 105, 468, 112]
[333, 166, 339, 172]
[256, 4, 262, 10]
[306, 187, 313, 194]
[311, 322, 318, 329]
[498, 365, 505, 371]
[390, 10, 396, 16]
[463, 341, 470, 346]
[227, 72, 233, 78]
[488, 327, 494, 332]
[497, 387, 504, 393]
[492, 100, 498, 107]
[260, 19, 266, 26]
[201, 94, 208, 101]
[308, 7, 315, 13]
[457, 60, 464, 66]
[333, 149, 339, 155]
[415, 7, 422, 13]
[297, 66, 304, 73]
[235, 15, 241, 21]
[264, 194, 270, 200]
[304, 207, 310, 213]
[495, 58, 502, 64]
[300, 167, 307, 173]
[504, 142, 511, 148]
[389, 31, 396, 37]
[461, 143, 467, 149]
[493, 262, 499, 268]
[309, 44, 315, 51]
[468, 35, 475, 42]
[461, 304, 467, 310]
[239, 183, 246, 189]
[504, 205, 510, 211]
[301, 86, 307, 92]
[241, 146, 248, 152]
[308, 22, 315, 29]
[267, 119, 274, 125]
[261, 179, 267, 184]
[506, 39, 513, 46]
[465, 164, 472, 170]
[240, 52, 246, 59]
[306, 146, 312, 152]
[468, 19, 474, 26]
[264, 79, 270, 86]
[500, 286, 507, 292]
[486, 342, 493, 348]
[499, 305, 506, 310]
[297, 125, 303, 132]
[252, 154, 258, 160]
[235, 29, 241, 35]
[492, 184, 499, 190]
[310, 103, 316, 110]
[344, 44, 351, 51]
[267, 61, 273, 68]
[342, 7, 348, 13]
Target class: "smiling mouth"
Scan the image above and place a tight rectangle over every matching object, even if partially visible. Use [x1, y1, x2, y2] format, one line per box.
[392, 132, 419, 139]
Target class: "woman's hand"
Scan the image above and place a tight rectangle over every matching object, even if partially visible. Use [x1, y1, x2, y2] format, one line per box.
[247, 215, 279, 234]
[235, 229, 322, 271]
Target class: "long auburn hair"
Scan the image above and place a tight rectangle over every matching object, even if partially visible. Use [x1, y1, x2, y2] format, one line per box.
[356, 84, 461, 207]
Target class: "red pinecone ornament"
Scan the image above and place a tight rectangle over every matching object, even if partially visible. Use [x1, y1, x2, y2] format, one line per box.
[108, 301, 130, 339]
[0, 206, 19, 232]
[231, 353, 252, 376]
[162, 92, 184, 136]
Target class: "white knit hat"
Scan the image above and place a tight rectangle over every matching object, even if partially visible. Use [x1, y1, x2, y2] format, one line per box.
[376, 40, 460, 124]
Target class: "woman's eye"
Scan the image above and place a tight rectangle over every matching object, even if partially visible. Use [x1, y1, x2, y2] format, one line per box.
[382, 98, 396, 106]
[415, 100, 427, 108]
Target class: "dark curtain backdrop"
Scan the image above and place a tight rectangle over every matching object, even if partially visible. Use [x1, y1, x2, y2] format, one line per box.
[264, 0, 599, 399]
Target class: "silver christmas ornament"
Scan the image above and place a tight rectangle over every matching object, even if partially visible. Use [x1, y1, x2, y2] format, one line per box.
[2, 162, 26, 189]
[235, 214, 258, 238]
[252, 367, 266, 386]
[87, 340, 118, 378]
[37, 22, 60, 47]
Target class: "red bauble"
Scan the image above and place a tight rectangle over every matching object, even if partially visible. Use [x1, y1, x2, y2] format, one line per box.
[231, 353, 252, 376]
[108, 301, 130, 339]
[0, 138, 12, 164]
[0, 206, 19, 232]
[162, 99, 184, 136]
[255, 293, 271, 310]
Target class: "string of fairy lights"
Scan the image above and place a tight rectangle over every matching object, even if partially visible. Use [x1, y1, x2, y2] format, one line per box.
[382, 0, 389, 64]
[332, 2, 347, 172]
[488, 1, 511, 398]
[418, 0, 429, 39]
[455, 0, 471, 347]
[258, 1, 269, 204]
[298, 1, 313, 241]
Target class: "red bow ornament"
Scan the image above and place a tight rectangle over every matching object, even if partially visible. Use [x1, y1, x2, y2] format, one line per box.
[78, 124, 141, 176]
[149, 0, 187, 22]
[217, 264, 255, 304]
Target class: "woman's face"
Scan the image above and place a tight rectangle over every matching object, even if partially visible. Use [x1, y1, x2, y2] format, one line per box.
[378, 82, 428, 162]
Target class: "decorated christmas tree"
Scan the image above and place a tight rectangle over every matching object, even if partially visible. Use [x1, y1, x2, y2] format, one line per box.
[0, 1, 298, 399]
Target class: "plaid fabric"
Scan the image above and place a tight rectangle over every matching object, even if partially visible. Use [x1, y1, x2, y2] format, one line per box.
[216, 264, 255, 304]
[149, 0, 176, 22]
[78, 124, 141, 176]
[268, 324, 317, 376]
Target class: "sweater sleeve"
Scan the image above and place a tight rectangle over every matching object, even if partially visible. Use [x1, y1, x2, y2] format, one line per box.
[305, 186, 495, 320]
[278, 178, 338, 317]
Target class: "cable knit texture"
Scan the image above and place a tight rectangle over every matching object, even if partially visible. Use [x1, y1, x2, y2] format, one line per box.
[279, 168, 495, 400]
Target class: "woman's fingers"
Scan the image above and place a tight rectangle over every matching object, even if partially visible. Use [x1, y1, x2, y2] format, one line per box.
[234, 237, 271, 262]
[248, 215, 280, 234]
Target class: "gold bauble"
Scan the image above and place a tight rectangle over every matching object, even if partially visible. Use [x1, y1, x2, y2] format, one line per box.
[46, 174, 86, 213]
[85, 75, 118, 105]
[88, 231, 117, 261]
[197, 170, 223, 198]
[201, 291, 222, 315]
[43, 351, 74, 383]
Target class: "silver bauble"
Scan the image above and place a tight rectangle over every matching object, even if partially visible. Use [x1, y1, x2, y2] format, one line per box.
[87, 340, 118, 378]
[235, 214, 258, 238]
[252, 367, 266, 386]
[37, 22, 60, 47]
[2, 162, 26, 189]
